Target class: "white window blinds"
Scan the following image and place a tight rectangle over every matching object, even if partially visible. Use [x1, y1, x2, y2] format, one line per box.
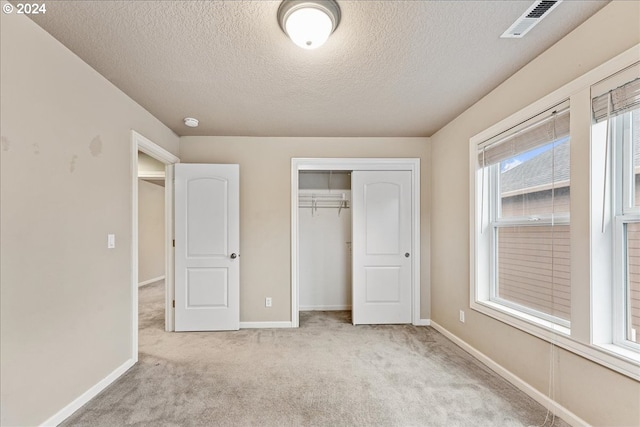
[592, 78, 640, 123]
[478, 101, 570, 167]
[592, 62, 640, 123]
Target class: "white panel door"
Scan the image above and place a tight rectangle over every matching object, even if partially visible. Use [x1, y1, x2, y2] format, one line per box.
[174, 164, 239, 331]
[352, 171, 412, 325]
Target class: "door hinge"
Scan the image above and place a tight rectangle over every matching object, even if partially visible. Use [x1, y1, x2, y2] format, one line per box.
[172, 300, 175, 308]
[173, 239, 175, 247]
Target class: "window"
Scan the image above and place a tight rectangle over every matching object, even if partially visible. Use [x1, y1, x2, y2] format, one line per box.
[471, 49, 640, 380]
[617, 110, 640, 348]
[477, 101, 571, 329]
[592, 72, 640, 351]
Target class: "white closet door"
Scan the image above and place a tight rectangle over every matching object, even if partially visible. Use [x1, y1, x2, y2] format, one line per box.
[174, 164, 240, 331]
[352, 171, 412, 325]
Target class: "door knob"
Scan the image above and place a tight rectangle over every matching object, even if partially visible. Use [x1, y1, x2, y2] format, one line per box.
[405, 252, 410, 258]
[230, 253, 238, 259]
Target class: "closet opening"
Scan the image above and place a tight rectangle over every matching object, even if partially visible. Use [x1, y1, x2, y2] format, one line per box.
[291, 158, 421, 328]
[298, 171, 353, 326]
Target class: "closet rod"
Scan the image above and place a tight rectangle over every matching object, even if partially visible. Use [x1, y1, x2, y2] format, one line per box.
[298, 205, 350, 209]
[298, 193, 348, 199]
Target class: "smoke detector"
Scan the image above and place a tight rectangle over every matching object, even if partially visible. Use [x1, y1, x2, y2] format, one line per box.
[184, 117, 199, 128]
[501, 0, 563, 38]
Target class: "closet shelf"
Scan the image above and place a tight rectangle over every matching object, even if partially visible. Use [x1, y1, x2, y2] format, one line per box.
[298, 193, 350, 214]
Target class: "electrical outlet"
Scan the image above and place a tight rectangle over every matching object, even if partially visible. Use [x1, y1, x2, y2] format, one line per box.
[459, 310, 465, 323]
[265, 297, 272, 308]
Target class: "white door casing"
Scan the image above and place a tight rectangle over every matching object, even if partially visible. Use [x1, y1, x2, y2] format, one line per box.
[352, 170, 412, 325]
[174, 164, 240, 331]
[291, 158, 421, 328]
[131, 130, 179, 357]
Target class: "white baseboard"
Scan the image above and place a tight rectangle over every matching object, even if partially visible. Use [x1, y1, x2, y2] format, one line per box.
[429, 321, 589, 427]
[138, 276, 165, 287]
[299, 305, 351, 311]
[413, 318, 431, 326]
[40, 358, 136, 427]
[239, 321, 293, 329]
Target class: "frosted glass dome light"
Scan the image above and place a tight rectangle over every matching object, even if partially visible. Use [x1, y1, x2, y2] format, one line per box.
[278, 1, 341, 50]
[286, 8, 332, 49]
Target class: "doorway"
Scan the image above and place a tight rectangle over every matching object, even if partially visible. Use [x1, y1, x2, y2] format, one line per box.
[131, 131, 179, 361]
[138, 151, 166, 289]
[291, 158, 420, 328]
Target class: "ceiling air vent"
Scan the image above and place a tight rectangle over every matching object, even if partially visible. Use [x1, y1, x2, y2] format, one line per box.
[501, 0, 563, 38]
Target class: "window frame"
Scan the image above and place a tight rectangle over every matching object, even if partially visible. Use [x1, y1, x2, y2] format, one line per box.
[469, 45, 640, 381]
[611, 110, 640, 352]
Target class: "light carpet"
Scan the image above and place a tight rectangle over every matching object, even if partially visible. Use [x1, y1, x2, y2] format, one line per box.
[62, 281, 567, 426]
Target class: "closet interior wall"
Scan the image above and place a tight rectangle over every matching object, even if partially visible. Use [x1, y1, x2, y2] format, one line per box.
[298, 171, 352, 311]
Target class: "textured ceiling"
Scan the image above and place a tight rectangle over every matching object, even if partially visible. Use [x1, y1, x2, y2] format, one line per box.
[27, 1, 609, 137]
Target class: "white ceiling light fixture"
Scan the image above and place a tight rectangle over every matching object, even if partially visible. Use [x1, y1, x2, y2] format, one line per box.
[278, 0, 341, 50]
[184, 117, 199, 128]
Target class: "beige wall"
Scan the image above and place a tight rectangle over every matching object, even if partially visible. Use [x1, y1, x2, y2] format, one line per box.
[138, 179, 165, 284]
[0, 10, 179, 427]
[3, 1, 638, 426]
[430, 2, 640, 426]
[179, 137, 431, 322]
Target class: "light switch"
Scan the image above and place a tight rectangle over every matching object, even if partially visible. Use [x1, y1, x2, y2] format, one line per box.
[107, 234, 115, 249]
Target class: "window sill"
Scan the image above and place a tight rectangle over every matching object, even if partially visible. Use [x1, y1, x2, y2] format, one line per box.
[473, 300, 570, 337]
[471, 300, 640, 381]
[594, 343, 640, 367]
